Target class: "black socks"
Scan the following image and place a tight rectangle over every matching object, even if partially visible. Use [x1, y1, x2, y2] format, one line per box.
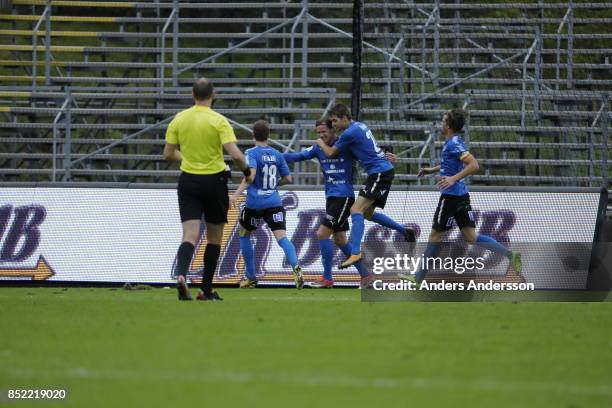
[175, 241, 195, 278]
[201, 244, 221, 295]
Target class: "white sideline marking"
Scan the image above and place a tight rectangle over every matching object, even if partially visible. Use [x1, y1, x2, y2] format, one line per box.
[4, 367, 612, 397]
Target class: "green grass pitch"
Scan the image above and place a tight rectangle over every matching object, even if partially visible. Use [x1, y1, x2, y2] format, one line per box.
[1, 287, 611, 407]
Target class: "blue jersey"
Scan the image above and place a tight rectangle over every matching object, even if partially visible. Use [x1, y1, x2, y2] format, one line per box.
[245, 146, 290, 209]
[334, 121, 393, 175]
[283, 144, 354, 199]
[440, 135, 469, 196]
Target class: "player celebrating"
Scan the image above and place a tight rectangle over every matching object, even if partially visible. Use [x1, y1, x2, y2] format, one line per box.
[284, 117, 415, 288]
[315, 103, 400, 273]
[230, 120, 304, 289]
[402, 108, 522, 283]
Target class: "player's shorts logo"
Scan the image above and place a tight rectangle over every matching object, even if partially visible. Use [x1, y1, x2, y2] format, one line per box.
[446, 216, 455, 227]
[273, 212, 284, 223]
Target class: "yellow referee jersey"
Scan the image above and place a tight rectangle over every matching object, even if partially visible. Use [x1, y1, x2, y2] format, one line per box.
[165, 105, 237, 175]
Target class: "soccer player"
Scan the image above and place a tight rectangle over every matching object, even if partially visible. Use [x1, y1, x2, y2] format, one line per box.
[164, 78, 252, 301]
[284, 117, 415, 288]
[230, 120, 304, 289]
[315, 104, 400, 276]
[402, 108, 522, 283]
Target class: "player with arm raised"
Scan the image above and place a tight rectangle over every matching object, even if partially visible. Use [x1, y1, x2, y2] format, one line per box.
[284, 117, 415, 288]
[400, 109, 522, 284]
[315, 104, 412, 279]
[230, 120, 304, 289]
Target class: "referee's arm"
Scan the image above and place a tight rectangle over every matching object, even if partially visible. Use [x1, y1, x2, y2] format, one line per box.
[163, 143, 181, 161]
[223, 141, 250, 175]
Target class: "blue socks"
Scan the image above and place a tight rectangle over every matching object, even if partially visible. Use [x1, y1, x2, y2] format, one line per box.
[371, 211, 404, 233]
[319, 239, 334, 280]
[476, 235, 511, 258]
[349, 213, 365, 255]
[242, 235, 299, 278]
[339, 243, 369, 277]
[339, 243, 353, 258]
[239, 236, 256, 280]
[278, 237, 299, 268]
[416, 242, 441, 283]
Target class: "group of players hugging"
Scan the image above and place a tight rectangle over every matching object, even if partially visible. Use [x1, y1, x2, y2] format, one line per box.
[165, 78, 521, 301]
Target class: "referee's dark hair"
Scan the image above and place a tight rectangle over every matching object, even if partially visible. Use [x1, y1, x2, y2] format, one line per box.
[446, 108, 468, 133]
[253, 120, 270, 142]
[329, 103, 352, 120]
[315, 116, 333, 129]
[192, 78, 214, 101]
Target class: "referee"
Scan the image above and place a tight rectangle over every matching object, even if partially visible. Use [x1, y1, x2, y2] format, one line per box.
[164, 78, 250, 301]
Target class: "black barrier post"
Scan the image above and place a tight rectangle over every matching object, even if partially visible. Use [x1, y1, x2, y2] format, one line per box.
[351, 0, 363, 120]
[601, 93, 608, 188]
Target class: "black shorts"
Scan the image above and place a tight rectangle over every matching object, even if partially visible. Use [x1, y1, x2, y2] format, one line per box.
[432, 194, 476, 232]
[240, 206, 287, 232]
[177, 170, 230, 224]
[358, 168, 394, 209]
[321, 196, 354, 232]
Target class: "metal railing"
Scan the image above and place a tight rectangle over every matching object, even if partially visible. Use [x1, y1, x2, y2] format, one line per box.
[2, 0, 610, 189]
[30, 1, 50, 91]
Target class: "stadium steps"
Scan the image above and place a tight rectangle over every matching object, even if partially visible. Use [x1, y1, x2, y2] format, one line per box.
[2, 152, 604, 167]
[1, 0, 610, 187]
[0, 136, 601, 151]
[0, 121, 605, 134]
[0, 88, 608, 102]
[4, 12, 612, 25]
[3, 76, 612, 88]
[5, 39, 611, 56]
[2, 105, 605, 122]
[10, 1, 612, 11]
[5, 26, 612, 41]
[1, 167, 603, 185]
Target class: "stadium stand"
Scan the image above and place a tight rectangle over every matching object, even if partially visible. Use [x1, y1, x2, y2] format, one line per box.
[0, 0, 610, 206]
